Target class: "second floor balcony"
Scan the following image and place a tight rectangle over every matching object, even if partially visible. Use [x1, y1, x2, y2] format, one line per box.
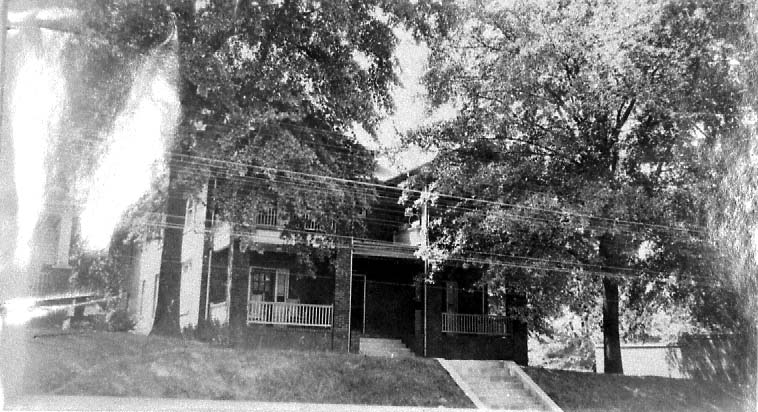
[210, 206, 423, 256]
[255, 207, 330, 231]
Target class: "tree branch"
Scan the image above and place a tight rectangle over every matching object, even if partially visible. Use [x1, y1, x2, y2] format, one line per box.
[500, 136, 581, 166]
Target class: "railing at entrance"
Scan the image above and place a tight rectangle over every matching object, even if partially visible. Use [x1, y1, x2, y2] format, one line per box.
[442, 312, 509, 336]
[247, 301, 333, 328]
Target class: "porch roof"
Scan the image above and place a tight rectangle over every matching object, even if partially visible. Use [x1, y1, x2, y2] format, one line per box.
[352, 239, 419, 259]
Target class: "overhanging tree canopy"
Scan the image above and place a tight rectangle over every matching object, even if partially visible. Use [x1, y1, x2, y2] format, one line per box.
[85, 0, 447, 336]
[407, 0, 750, 373]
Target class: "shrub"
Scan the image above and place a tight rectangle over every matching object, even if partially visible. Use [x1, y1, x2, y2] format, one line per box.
[106, 308, 135, 332]
[183, 318, 232, 347]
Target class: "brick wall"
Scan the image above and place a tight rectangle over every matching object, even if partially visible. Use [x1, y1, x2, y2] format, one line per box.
[412, 287, 527, 363]
[332, 245, 352, 352]
[226, 240, 246, 328]
[236, 324, 334, 351]
[219, 244, 352, 353]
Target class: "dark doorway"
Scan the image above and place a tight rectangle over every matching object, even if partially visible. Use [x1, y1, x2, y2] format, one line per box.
[351, 275, 366, 333]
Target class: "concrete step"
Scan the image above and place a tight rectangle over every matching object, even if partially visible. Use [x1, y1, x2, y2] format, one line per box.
[440, 359, 554, 411]
[359, 339, 409, 348]
[475, 380, 524, 390]
[360, 347, 412, 353]
[359, 341, 406, 345]
[487, 374, 519, 383]
[361, 350, 414, 358]
[458, 365, 509, 376]
[360, 343, 409, 350]
[359, 338, 414, 358]
[479, 394, 544, 410]
[360, 338, 405, 344]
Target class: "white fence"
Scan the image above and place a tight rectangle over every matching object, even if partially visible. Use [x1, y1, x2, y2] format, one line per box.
[442, 312, 509, 336]
[247, 301, 333, 328]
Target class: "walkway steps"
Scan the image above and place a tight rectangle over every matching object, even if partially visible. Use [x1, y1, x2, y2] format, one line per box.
[437, 359, 563, 411]
[359, 338, 414, 358]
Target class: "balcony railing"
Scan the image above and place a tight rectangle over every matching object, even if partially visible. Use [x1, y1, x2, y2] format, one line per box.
[256, 208, 279, 227]
[441, 312, 509, 336]
[255, 208, 331, 231]
[247, 301, 333, 328]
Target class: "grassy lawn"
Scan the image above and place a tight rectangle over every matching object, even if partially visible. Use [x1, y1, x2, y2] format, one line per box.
[15, 328, 473, 408]
[12, 328, 750, 411]
[525, 367, 750, 412]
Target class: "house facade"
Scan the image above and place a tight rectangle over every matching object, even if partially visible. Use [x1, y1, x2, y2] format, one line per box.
[127, 174, 528, 364]
[24, 184, 76, 298]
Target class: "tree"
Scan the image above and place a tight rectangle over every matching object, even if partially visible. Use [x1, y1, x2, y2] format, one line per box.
[85, 0, 444, 336]
[408, 0, 750, 373]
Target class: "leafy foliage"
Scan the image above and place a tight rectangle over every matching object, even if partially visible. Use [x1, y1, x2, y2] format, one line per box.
[106, 308, 136, 332]
[83, 0, 455, 237]
[407, 0, 752, 345]
[83, 0, 450, 334]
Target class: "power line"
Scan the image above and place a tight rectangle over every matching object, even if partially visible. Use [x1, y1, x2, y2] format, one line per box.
[56, 134, 708, 236]
[108, 212, 718, 285]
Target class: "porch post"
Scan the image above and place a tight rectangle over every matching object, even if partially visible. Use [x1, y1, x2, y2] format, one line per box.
[332, 239, 353, 352]
[225, 236, 234, 324]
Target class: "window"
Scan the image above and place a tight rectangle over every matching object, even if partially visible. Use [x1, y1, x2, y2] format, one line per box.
[249, 267, 274, 301]
[275, 270, 289, 302]
[248, 267, 288, 302]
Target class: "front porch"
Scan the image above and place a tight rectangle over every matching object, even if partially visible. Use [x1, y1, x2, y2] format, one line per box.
[247, 301, 333, 328]
[351, 251, 526, 363]
[200, 230, 526, 362]
[441, 312, 510, 336]
[421, 286, 525, 362]
[200, 238, 352, 351]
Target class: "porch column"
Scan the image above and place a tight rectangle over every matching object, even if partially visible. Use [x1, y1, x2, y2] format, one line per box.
[426, 286, 443, 357]
[332, 242, 352, 352]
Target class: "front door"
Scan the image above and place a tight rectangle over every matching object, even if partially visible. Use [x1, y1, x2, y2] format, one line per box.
[249, 267, 275, 302]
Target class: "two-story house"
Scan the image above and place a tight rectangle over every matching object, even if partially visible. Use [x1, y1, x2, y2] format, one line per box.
[126, 169, 528, 364]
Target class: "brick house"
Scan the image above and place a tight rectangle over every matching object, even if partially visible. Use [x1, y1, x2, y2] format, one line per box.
[127, 172, 528, 364]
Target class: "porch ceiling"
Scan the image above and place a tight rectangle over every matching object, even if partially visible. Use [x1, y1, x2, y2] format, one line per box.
[352, 239, 419, 260]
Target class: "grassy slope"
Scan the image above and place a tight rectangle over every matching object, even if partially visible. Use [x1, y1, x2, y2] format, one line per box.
[20, 329, 473, 408]
[525, 367, 749, 412]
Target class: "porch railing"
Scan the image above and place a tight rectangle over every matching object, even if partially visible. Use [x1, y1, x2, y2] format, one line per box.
[247, 301, 333, 328]
[255, 207, 335, 231]
[441, 312, 509, 336]
[256, 208, 279, 227]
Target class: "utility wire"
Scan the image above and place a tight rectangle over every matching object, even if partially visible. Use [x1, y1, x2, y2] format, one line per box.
[57, 140, 708, 237]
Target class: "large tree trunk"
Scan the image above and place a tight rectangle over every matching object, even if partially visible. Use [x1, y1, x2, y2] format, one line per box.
[600, 235, 624, 374]
[150, 156, 186, 337]
[602, 276, 623, 374]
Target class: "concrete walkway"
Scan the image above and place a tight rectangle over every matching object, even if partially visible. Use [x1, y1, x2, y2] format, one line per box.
[6, 396, 479, 411]
[437, 360, 562, 411]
